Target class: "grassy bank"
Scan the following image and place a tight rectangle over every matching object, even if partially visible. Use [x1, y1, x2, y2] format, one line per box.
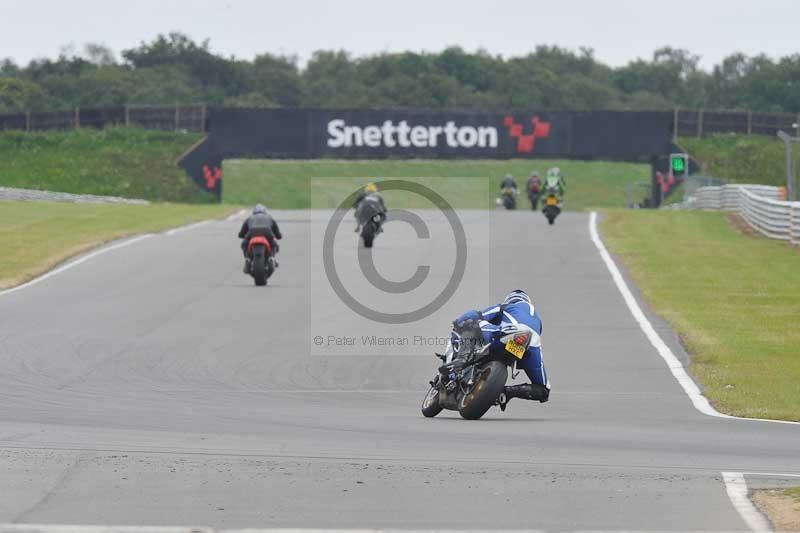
[679, 134, 794, 186]
[0, 201, 236, 289]
[223, 159, 649, 209]
[601, 209, 800, 421]
[0, 128, 214, 203]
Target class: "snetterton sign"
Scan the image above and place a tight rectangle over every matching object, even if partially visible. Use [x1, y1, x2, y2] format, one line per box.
[327, 119, 499, 149]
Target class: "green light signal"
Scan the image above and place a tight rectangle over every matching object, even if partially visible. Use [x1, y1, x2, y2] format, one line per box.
[671, 155, 686, 173]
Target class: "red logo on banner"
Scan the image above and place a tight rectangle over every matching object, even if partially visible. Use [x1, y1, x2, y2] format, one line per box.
[503, 116, 551, 153]
[202, 165, 222, 190]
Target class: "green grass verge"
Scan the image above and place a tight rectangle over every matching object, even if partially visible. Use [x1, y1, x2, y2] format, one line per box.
[0, 127, 216, 203]
[785, 487, 800, 502]
[223, 159, 650, 209]
[601, 209, 800, 421]
[0, 201, 236, 289]
[679, 134, 797, 186]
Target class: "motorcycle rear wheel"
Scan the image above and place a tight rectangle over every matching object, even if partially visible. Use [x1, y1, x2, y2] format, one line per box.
[361, 222, 376, 248]
[252, 249, 267, 286]
[458, 360, 508, 420]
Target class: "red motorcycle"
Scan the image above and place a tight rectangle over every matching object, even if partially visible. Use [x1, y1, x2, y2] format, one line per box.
[246, 236, 276, 286]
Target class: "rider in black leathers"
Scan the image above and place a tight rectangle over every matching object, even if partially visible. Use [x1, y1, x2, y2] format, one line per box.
[238, 204, 282, 273]
[353, 182, 387, 233]
[500, 173, 517, 192]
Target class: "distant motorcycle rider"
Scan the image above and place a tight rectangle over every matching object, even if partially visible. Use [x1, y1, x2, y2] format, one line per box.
[544, 167, 566, 202]
[448, 289, 550, 408]
[353, 182, 387, 233]
[238, 204, 282, 273]
[526, 171, 542, 210]
[500, 173, 517, 191]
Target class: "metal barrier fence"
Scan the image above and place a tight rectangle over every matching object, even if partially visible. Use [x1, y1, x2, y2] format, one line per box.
[674, 108, 800, 139]
[739, 188, 795, 241]
[682, 184, 800, 245]
[0, 105, 797, 139]
[0, 105, 207, 132]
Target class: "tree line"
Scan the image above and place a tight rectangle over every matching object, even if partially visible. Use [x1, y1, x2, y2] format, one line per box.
[1, 33, 798, 114]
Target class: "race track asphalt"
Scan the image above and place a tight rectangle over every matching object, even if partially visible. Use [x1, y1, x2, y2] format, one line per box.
[0, 209, 798, 531]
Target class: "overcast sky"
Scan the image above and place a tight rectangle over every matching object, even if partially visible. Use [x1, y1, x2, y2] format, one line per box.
[1, 0, 798, 69]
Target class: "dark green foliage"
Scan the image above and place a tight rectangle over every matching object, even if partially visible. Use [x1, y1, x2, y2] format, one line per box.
[1, 34, 799, 113]
[679, 134, 793, 186]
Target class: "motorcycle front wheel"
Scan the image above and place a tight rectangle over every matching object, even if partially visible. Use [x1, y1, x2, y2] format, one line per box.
[458, 360, 508, 420]
[421, 386, 443, 417]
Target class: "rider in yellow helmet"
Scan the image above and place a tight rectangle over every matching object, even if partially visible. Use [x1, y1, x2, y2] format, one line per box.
[353, 181, 386, 232]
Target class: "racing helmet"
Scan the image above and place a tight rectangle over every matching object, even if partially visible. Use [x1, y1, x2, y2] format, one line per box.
[503, 289, 531, 306]
[365, 182, 378, 193]
[253, 204, 267, 215]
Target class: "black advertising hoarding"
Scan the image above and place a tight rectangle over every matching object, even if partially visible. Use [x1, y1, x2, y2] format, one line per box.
[313, 110, 560, 158]
[180, 108, 674, 198]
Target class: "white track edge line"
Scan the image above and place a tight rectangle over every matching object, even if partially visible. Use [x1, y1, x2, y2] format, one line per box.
[225, 208, 248, 222]
[722, 472, 773, 532]
[165, 220, 210, 236]
[0, 234, 154, 297]
[0, 212, 237, 296]
[588, 211, 800, 426]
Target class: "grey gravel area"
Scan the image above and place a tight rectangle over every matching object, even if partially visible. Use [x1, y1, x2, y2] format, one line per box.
[0, 186, 148, 205]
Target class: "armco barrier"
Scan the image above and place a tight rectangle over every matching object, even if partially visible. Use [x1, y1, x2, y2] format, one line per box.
[739, 188, 793, 240]
[683, 184, 800, 245]
[790, 203, 800, 245]
[687, 184, 782, 211]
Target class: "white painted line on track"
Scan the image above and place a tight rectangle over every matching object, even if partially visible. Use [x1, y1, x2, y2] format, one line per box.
[0, 234, 154, 298]
[1, 212, 236, 296]
[722, 472, 773, 532]
[225, 208, 248, 222]
[589, 211, 800, 426]
[165, 220, 211, 236]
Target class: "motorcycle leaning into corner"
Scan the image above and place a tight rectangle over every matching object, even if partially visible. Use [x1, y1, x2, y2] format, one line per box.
[421, 320, 536, 420]
[355, 195, 386, 248]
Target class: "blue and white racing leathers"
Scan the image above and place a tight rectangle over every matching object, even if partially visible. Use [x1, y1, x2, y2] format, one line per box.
[452, 300, 549, 389]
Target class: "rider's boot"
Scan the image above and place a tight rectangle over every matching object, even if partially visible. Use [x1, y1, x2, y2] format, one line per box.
[504, 383, 550, 403]
[243, 258, 251, 274]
